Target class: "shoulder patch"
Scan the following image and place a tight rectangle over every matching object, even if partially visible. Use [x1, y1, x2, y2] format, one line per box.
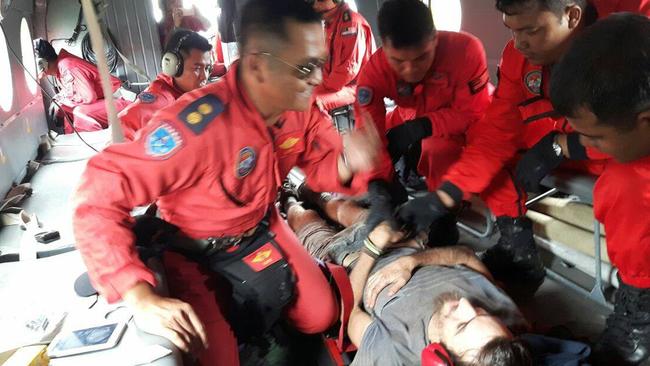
[342, 10, 351, 22]
[235, 147, 257, 179]
[178, 94, 224, 135]
[468, 69, 489, 95]
[524, 70, 543, 95]
[138, 92, 157, 104]
[145, 122, 183, 159]
[357, 86, 373, 106]
[341, 26, 358, 37]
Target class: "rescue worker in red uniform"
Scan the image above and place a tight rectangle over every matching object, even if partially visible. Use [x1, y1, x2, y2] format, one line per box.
[548, 14, 650, 365]
[34, 39, 130, 134]
[310, 0, 375, 113]
[72, 1, 380, 365]
[354, 0, 491, 245]
[119, 30, 212, 141]
[396, 0, 650, 293]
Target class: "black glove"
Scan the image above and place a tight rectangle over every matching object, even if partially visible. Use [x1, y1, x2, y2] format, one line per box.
[396, 191, 449, 234]
[364, 179, 403, 234]
[386, 117, 432, 162]
[515, 132, 564, 193]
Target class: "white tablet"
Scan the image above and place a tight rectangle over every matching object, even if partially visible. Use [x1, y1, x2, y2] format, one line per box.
[47, 321, 127, 358]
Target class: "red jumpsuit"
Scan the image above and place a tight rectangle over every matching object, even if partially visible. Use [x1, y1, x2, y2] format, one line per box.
[442, 39, 609, 217]
[55, 49, 130, 134]
[355, 31, 492, 190]
[73, 62, 347, 365]
[592, 0, 650, 16]
[118, 73, 184, 141]
[593, 156, 650, 288]
[314, 3, 375, 111]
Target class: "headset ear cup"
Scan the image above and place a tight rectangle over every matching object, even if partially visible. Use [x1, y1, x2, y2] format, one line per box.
[161, 52, 180, 77]
[174, 52, 184, 77]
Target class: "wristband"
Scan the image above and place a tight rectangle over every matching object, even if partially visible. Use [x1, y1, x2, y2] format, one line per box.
[363, 237, 382, 258]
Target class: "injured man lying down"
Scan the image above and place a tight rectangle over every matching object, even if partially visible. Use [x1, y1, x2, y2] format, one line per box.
[280, 182, 591, 366]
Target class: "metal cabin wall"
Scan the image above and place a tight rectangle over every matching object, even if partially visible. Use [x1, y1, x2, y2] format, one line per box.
[104, 0, 162, 92]
[0, 0, 49, 198]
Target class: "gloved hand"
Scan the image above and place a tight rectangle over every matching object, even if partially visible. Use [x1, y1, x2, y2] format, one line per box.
[515, 132, 564, 193]
[364, 180, 402, 234]
[396, 191, 448, 234]
[386, 117, 432, 162]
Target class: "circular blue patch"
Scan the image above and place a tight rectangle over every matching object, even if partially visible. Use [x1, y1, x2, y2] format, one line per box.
[236, 147, 256, 178]
[139, 92, 157, 104]
[357, 86, 373, 106]
[145, 123, 182, 158]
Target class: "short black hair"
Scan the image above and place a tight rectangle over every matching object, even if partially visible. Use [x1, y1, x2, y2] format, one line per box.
[496, 0, 587, 16]
[239, 0, 322, 50]
[378, 0, 436, 49]
[551, 13, 650, 130]
[451, 337, 533, 366]
[164, 29, 212, 57]
[33, 38, 58, 61]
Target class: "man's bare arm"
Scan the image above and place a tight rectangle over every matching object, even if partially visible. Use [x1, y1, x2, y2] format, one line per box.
[365, 246, 492, 308]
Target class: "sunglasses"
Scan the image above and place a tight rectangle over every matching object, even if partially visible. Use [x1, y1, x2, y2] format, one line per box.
[254, 52, 325, 80]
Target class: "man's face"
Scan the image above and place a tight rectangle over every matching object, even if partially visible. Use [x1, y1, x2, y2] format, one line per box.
[428, 294, 511, 363]
[503, 3, 579, 65]
[383, 36, 437, 84]
[174, 49, 212, 93]
[567, 107, 650, 163]
[258, 20, 327, 111]
[312, 0, 338, 14]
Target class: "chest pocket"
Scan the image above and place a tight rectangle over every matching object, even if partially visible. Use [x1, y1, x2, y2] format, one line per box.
[518, 97, 566, 148]
[217, 144, 274, 207]
[418, 74, 453, 114]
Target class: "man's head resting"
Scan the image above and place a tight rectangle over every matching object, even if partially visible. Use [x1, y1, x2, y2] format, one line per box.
[551, 13, 650, 163]
[426, 293, 532, 366]
[377, 0, 437, 83]
[497, 0, 589, 65]
[33, 38, 58, 76]
[239, 0, 326, 113]
[163, 29, 212, 92]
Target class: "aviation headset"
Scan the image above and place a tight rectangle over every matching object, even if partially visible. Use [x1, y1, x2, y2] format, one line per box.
[161, 32, 192, 78]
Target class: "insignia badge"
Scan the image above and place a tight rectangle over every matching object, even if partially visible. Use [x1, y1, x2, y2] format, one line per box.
[524, 70, 543, 95]
[468, 69, 490, 95]
[145, 123, 183, 158]
[342, 10, 351, 22]
[357, 86, 373, 106]
[243, 243, 282, 272]
[178, 94, 224, 135]
[279, 137, 300, 150]
[138, 92, 156, 104]
[235, 147, 256, 178]
[397, 81, 414, 97]
[341, 26, 358, 36]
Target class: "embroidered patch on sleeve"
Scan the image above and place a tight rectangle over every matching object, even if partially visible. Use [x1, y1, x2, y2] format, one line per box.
[468, 69, 490, 95]
[145, 122, 183, 159]
[177, 94, 224, 135]
[138, 92, 157, 104]
[341, 26, 358, 37]
[357, 86, 373, 106]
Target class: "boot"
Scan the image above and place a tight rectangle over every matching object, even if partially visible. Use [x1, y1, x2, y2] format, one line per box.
[427, 213, 459, 247]
[481, 216, 545, 294]
[592, 280, 650, 365]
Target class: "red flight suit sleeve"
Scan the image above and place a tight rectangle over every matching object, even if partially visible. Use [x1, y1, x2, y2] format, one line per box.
[443, 42, 525, 196]
[318, 17, 370, 93]
[296, 108, 356, 194]
[72, 114, 212, 303]
[424, 35, 491, 138]
[67, 67, 99, 105]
